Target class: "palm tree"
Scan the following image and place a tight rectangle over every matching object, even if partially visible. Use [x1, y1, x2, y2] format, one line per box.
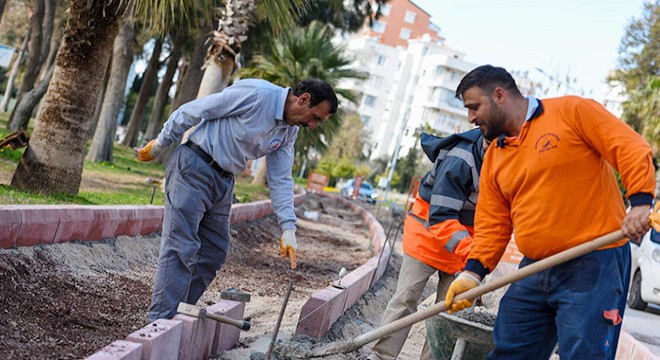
[11, 0, 215, 195]
[239, 21, 366, 183]
[86, 16, 135, 163]
[196, 0, 306, 97]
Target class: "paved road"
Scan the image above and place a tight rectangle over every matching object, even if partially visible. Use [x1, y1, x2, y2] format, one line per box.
[623, 304, 660, 357]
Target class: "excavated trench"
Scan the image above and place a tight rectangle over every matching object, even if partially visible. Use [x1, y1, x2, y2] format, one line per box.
[0, 193, 434, 359]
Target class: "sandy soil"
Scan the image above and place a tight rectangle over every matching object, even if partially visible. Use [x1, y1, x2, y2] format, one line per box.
[0, 193, 433, 359]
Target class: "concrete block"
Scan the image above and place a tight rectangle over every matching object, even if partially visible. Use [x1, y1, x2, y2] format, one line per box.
[295, 286, 349, 338]
[340, 263, 375, 313]
[133, 206, 163, 235]
[229, 203, 250, 224]
[115, 207, 141, 237]
[125, 319, 182, 360]
[85, 340, 142, 360]
[173, 313, 215, 360]
[0, 207, 21, 249]
[87, 208, 122, 241]
[53, 206, 94, 244]
[207, 300, 245, 354]
[15, 205, 60, 246]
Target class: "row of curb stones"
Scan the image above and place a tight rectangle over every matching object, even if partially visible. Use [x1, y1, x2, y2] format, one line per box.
[85, 191, 390, 359]
[295, 192, 390, 338]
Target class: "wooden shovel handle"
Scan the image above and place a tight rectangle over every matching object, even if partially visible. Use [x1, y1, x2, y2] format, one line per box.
[310, 230, 624, 357]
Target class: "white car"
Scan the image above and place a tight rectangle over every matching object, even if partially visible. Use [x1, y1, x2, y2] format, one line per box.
[629, 228, 660, 310]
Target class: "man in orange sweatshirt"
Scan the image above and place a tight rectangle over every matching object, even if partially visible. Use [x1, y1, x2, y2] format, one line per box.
[444, 65, 655, 359]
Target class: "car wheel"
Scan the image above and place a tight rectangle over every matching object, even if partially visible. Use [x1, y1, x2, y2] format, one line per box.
[628, 270, 648, 311]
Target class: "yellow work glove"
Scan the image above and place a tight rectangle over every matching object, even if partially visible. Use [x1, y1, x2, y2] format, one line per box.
[134, 139, 164, 162]
[445, 271, 481, 313]
[279, 229, 297, 269]
[649, 202, 660, 232]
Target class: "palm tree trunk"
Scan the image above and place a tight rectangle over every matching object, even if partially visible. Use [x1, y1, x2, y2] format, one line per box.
[7, 46, 57, 133]
[155, 23, 211, 165]
[88, 54, 112, 137]
[251, 157, 267, 186]
[170, 21, 211, 111]
[87, 17, 135, 163]
[11, 0, 126, 195]
[8, 0, 56, 131]
[0, 28, 30, 112]
[122, 38, 163, 147]
[145, 37, 182, 140]
[197, 55, 235, 97]
[196, 0, 255, 97]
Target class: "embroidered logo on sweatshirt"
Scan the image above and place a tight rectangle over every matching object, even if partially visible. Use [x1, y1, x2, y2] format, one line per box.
[269, 139, 282, 151]
[534, 133, 560, 154]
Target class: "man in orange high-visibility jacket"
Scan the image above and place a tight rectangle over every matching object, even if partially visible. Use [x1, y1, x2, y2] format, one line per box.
[445, 65, 655, 360]
[368, 128, 488, 360]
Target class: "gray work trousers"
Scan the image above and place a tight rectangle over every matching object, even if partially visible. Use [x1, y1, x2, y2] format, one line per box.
[148, 144, 234, 321]
[369, 254, 454, 360]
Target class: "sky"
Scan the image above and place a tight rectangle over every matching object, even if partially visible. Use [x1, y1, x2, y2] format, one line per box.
[412, 0, 648, 101]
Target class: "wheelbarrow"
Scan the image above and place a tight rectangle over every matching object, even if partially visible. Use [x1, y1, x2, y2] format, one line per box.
[425, 311, 494, 360]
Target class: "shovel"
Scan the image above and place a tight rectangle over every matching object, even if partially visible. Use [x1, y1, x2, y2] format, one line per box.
[295, 229, 628, 358]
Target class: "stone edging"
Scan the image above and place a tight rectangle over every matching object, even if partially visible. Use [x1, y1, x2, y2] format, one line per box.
[0, 192, 305, 249]
[295, 192, 391, 338]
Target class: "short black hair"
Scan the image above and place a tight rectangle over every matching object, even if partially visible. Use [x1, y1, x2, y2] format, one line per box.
[293, 79, 338, 114]
[455, 65, 522, 100]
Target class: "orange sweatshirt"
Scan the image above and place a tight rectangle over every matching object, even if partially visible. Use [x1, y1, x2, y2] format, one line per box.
[465, 96, 655, 277]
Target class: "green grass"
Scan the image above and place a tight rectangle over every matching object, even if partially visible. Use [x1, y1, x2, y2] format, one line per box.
[0, 112, 272, 205]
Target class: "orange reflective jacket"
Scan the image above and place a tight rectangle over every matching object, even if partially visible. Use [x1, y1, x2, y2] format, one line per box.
[403, 129, 485, 274]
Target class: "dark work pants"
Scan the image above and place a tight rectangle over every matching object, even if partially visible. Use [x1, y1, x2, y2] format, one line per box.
[148, 144, 234, 321]
[489, 244, 630, 360]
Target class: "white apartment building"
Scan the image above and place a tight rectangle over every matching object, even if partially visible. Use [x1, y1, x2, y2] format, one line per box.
[339, 34, 478, 160]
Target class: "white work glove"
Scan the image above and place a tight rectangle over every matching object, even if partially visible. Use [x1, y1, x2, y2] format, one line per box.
[279, 229, 297, 269]
[135, 139, 165, 162]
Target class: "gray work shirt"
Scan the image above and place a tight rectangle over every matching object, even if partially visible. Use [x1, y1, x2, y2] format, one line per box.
[157, 79, 298, 231]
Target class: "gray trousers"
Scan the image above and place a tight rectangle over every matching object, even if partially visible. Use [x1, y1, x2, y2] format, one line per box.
[148, 145, 234, 321]
[369, 254, 454, 360]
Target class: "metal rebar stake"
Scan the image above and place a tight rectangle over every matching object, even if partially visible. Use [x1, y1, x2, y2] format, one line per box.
[265, 279, 294, 360]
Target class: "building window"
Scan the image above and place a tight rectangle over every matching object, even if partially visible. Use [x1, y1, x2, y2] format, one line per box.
[404, 10, 416, 24]
[435, 66, 445, 77]
[364, 95, 376, 107]
[379, 4, 392, 16]
[372, 20, 387, 34]
[375, 54, 386, 65]
[361, 115, 371, 124]
[369, 75, 383, 88]
[399, 28, 411, 40]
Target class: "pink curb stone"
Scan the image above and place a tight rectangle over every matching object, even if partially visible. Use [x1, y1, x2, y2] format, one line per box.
[295, 286, 349, 338]
[340, 263, 376, 312]
[53, 206, 94, 244]
[207, 301, 246, 354]
[125, 319, 182, 360]
[85, 340, 143, 360]
[173, 313, 215, 360]
[114, 207, 141, 237]
[14, 206, 60, 247]
[87, 208, 122, 241]
[0, 208, 21, 249]
[133, 206, 163, 235]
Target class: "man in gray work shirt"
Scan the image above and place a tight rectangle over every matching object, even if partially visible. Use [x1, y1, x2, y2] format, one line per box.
[136, 78, 338, 321]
